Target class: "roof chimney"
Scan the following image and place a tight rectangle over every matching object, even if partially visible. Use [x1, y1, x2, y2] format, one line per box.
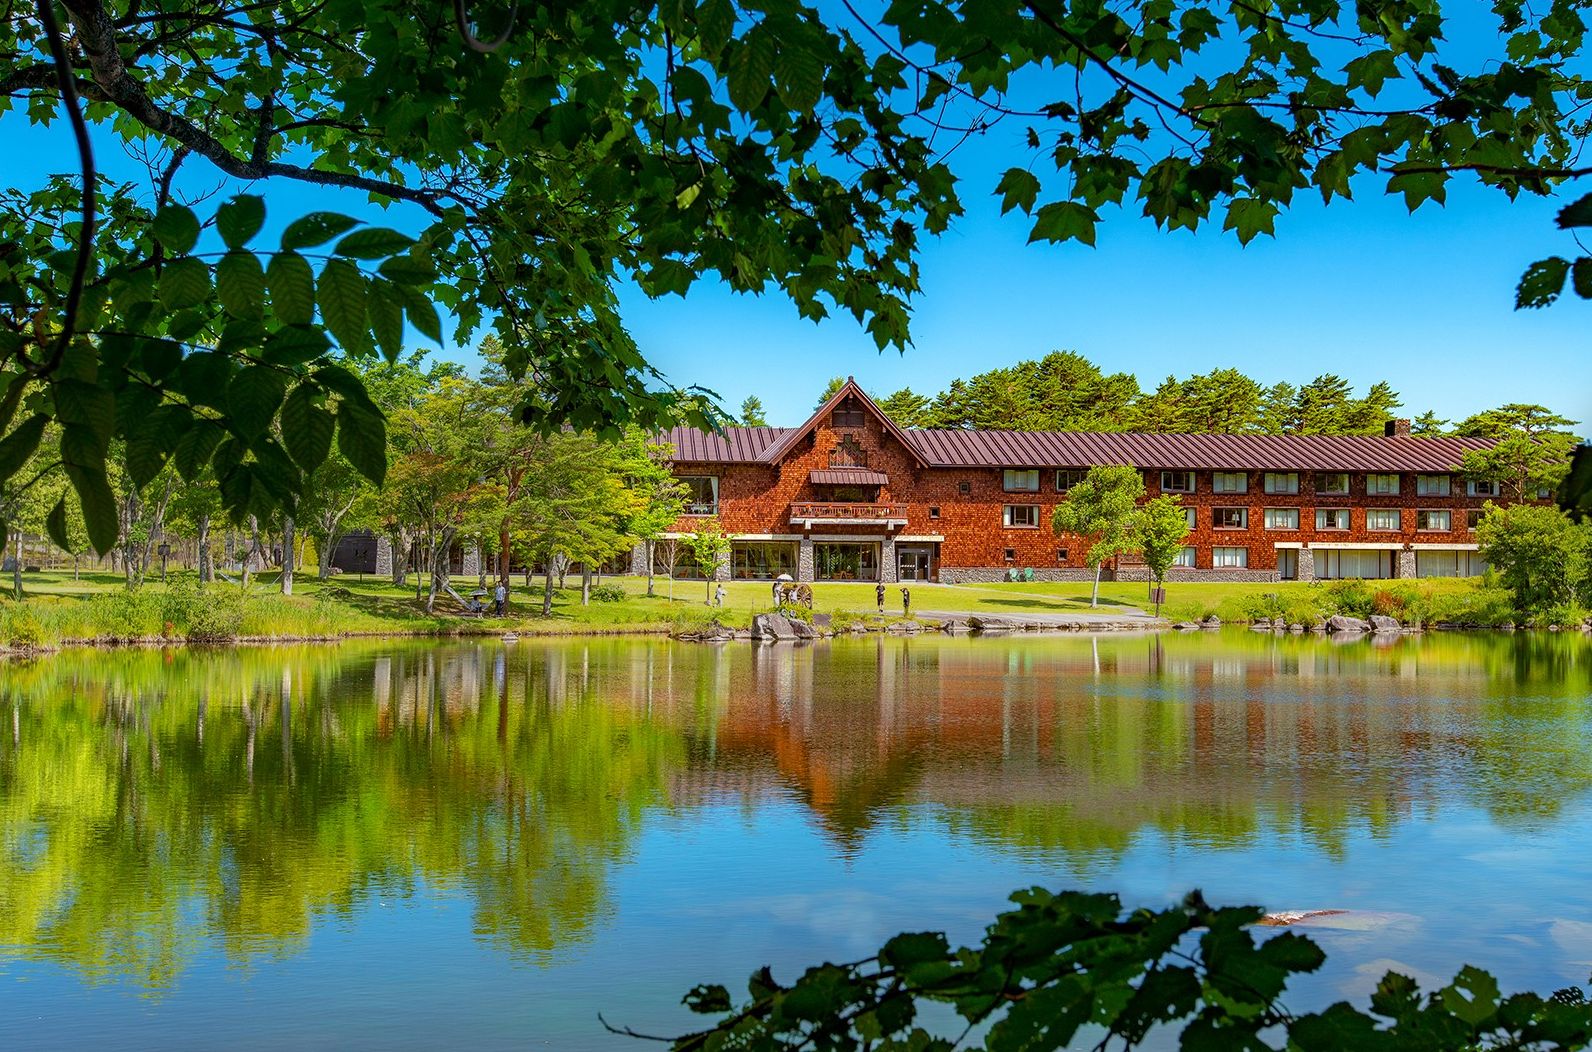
[1384, 418, 1412, 437]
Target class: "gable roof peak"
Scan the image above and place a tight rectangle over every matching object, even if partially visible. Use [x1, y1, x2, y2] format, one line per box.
[757, 378, 927, 466]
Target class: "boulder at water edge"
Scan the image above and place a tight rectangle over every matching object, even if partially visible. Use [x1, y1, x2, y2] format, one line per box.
[1326, 614, 1371, 634]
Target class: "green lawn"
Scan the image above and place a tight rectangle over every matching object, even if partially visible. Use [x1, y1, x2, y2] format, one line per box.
[0, 568, 1499, 647]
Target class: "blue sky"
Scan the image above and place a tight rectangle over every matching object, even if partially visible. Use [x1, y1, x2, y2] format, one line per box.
[6, 18, 1586, 432]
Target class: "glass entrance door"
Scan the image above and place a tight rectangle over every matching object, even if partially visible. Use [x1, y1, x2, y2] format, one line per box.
[897, 547, 933, 581]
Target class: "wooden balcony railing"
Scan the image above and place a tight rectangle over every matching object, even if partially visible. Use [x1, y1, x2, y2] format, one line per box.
[789, 501, 907, 523]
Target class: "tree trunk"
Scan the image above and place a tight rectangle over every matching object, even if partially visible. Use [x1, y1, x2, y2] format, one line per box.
[72, 553, 80, 581]
[1091, 563, 1102, 608]
[11, 533, 21, 599]
[281, 517, 295, 595]
[542, 561, 555, 617]
[581, 564, 592, 606]
[556, 553, 569, 589]
[645, 540, 656, 597]
[499, 527, 511, 588]
[196, 513, 212, 585]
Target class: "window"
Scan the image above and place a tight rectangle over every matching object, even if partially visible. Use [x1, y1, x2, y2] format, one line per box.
[1055, 469, 1089, 492]
[1537, 486, 1555, 499]
[929, 506, 940, 519]
[1213, 472, 1248, 494]
[832, 402, 866, 428]
[1366, 473, 1400, 495]
[1315, 508, 1350, 531]
[1003, 504, 1041, 528]
[1004, 548, 1017, 562]
[1183, 507, 1197, 531]
[1264, 508, 1300, 530]
[1160, 471, 1195, 493]
[1416, 509, 1452, 531]
[957, 481, 971, 495]
[1263, 472, 1299, 494]
[1213, 546, 1249, 568]
[1316, 473, 1350, 495]
[1213, 507, 1248, 529]
[681, 476, 719, 515]
[1367, 508, 1402, 531]
[1466, 509, 1483, 531]
[1467, 480, 1501, 497]
[1172, 546, 1197, 567]
[1003, 469, 1041, 492]
[815, 542, 878, 581]
[1056, 548, 1069, 563]
[731, 542, 798, 580]
[1416, 474, 1451, 496]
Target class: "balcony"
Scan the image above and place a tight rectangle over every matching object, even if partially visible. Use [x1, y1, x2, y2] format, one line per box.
[789, 501, 908, 528]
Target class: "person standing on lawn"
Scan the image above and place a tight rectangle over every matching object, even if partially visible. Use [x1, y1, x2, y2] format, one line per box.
[876, 583, 885, 612]
[900, 585, 911, 617]
[494, 581, 507, 617]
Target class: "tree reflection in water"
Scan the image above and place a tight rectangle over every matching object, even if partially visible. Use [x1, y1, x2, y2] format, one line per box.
[1, 631, 1589, 993]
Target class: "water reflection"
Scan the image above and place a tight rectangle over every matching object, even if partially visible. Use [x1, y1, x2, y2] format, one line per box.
[1, 631, 1590, 996]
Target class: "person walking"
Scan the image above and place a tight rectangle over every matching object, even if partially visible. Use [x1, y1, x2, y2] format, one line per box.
[771, 580, 781, 607]
[494, 580, 507, 617]
[715, 583, 727, 608]
[900, 585, 911, 617]
[876, 582, 885, 612]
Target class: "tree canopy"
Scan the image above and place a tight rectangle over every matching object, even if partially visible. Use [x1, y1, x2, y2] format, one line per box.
[7, 0, 1592, 551]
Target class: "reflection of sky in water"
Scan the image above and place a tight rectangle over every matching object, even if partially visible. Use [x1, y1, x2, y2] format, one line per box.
[0, 632, 1590, 1049]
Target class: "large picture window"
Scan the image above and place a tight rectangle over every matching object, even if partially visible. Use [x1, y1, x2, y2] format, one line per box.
[1213, 546, 1248, 568]
[1263, 508, 1300, 529]
[1366, 473, 1400, 495]
[1366, 508, 1402, 531]
[1003, 505, 1042, 528]
[731, 542, 798, 580]
[1003, 469, 1041, 492]
[681, 476, 719, 515]
[1416, 474, 1451, 496]
[814, 542, 878, 581]
[1213, 472, 1248, 494]
[1263, 473, 1299, 494]
[1416, 510, 1452, 531]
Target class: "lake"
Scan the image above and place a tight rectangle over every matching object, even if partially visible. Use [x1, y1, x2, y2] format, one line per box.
[2, 632, 1591, 1049]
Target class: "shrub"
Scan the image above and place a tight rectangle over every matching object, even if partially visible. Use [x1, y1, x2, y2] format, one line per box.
[2, 607, 46, 650]
[589, 584, 627, 603]
[185, 592, 245, 642]
[1322, 579, 1374, 618]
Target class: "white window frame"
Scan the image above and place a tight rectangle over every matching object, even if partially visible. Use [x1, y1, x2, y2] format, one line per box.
[1055, 469, 1088, 493]
[1263, 507, 1300, 530]
[1003, 469, 1041, 493]
[1212, 546, 1249, 568]
[1415, 474, 1451, 496]
[681, 475, 719, 515]
[1212, 472, 1248, 494]
[1366, 473, 1400, 495]
[1467, 480, 1502, 497]
[1173, 546, 1196, 568]
[1315, 508, 1350, 531]
[1003, 504, 1041, 528]
[1366, 508, 1402, 531]
[1213, 506, 1248, 530]
[1263, 472, 1299, 495]
[1160, 470, 1195, 493]
[1416, 509, 1452, 531]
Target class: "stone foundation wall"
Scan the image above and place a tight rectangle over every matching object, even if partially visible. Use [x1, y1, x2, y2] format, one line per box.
[938, 567, 1103, 584]
[1114, 567, 1281, 583]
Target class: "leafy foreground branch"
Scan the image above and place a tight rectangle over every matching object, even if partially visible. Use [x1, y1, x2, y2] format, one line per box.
[631, 889, 1592, 1051]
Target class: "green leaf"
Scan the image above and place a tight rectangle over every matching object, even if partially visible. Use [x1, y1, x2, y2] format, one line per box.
[0, 413, 48, 481]
[377, 253, 438, 285]
[267, 251, 316, 325]
[312, 364, 378, 412]
[179, 351, 233, 411]
[336, 402, 388, 486]
[1517, 256, 1570, 309]
[1029, 201, 1098, 245]
[394, 284, 442, 344]
[1386, 169, 1447, 211]
[227, 365, 289, 438]
[1441, 966, 1500, 1026]
[367, 278, 404, 363]
[696, 0, 736, 57]
[683, 984, 732, 1015]
[1223, 197, 1279, 245]
[334, 227, 415, 259]
[995, 168, 1041, 215]
[64, 463, 118, 554]
[216, 194, 266, 249]
[1344, 50, 1400, 97]
[317, 258, 370, 355]
[1573, 258, 1592, 299]
[216, 250, 266, 319]
[264, 324, 334, 366]
[152, 204, 200, 255]
[281, 212, 360, 250]
[159, 257, 212, 310]
[1557, 193, 1592, 228]
[280, 384, 335, 471]
[173, 420, 225, 481]
[53, 380, 115, 448]
[773, 43, 823, 113]
[727, 26, 776, 112]
[44, 496, 70, 552]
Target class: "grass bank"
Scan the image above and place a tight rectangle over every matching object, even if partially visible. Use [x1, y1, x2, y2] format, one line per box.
[0, 569, 1528, 650]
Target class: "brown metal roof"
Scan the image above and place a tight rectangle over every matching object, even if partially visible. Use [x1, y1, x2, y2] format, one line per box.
[658, 425, 789, 462]
[903, 430, 1495, 472]
[810, 469, 890, 485]
[662, 424, 1497, 472]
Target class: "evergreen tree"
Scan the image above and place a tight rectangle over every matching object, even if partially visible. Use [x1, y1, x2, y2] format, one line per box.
[1413, 411, 1449, 436]
[876, 388, 933, 428]
[738, 396, 769, 427]
[814, 378, 848, 410]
